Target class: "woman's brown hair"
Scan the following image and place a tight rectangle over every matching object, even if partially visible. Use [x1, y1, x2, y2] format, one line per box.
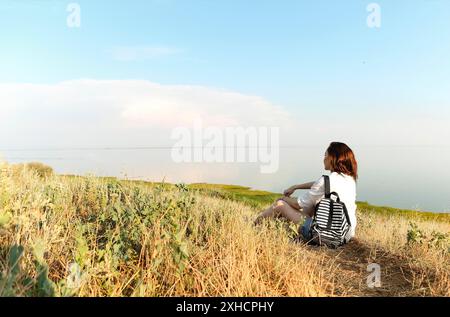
[326, 142, 358, 181]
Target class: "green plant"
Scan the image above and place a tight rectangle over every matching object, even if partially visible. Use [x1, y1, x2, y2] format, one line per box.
[32, 239, 56, 297]
[407, 222, 449, 252]
[0, 245, 24, 296]
[428, 230, 450, 251]
[407, 222, 426, 244]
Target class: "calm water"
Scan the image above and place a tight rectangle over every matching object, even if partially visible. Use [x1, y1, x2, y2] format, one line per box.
[2, 146, 450, 213]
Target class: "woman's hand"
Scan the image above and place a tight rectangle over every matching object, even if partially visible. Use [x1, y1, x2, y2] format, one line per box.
[283, 186, 296, 197]
[283, 181, 315, 197]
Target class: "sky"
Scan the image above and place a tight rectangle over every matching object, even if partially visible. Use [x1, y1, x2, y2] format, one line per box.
[1, 0, 450, 212]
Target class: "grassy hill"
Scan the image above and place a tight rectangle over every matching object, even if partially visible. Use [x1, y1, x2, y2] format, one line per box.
[1, 163, 449, 296]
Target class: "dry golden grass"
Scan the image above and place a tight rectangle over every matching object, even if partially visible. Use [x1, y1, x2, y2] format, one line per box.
[0, 161, 448, 297]
[353, 211, 450, 296]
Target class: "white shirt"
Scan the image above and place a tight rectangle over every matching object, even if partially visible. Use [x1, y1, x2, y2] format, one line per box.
[297, 172, 357, 239]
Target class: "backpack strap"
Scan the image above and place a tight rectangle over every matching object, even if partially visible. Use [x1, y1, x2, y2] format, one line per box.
[323, 175, 330, 198]
[323, 175, 333, 229]
[342, 203, 352, 227]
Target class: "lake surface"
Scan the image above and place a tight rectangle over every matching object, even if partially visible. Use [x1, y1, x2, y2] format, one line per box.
[2, 145, 450, 213]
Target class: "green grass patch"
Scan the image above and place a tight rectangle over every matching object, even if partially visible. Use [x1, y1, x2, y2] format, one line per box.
[356, 201, 450, 223]
[188, 183, 450, 223]
[59, 175, 450, 223]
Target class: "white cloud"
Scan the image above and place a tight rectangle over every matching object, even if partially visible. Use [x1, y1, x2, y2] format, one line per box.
[0, 79, 296, 148]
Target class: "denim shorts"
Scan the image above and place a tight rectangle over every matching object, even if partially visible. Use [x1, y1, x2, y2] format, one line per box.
[300, 217, 313, 240]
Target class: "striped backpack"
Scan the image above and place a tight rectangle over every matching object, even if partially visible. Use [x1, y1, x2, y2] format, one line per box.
[307, 175, 352, 248]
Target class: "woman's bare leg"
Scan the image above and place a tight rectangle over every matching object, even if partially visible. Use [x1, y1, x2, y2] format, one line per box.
[254, 200, 303, 225]
[275, 200, 303, 224]
[255, 203, 279, 220]
[254, 202, 278, 225]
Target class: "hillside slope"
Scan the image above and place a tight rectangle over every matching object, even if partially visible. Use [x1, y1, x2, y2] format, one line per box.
[0, 164, 449, 296]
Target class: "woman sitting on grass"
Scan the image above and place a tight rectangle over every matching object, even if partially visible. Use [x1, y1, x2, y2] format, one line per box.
[254, 142, 358, 242]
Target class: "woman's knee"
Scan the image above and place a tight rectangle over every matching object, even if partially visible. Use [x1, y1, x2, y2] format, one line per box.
[273, 199, 286, 209]
[272, 200, 287, 215]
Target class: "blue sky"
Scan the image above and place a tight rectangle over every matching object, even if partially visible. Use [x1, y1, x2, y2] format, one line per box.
[1, 0, 449, 113]
[1, 0, 450, 211]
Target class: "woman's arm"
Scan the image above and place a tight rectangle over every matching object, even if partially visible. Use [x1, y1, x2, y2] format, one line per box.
[293, 182, 316, 190]
[283, 181, 315, 197]
[297, 177, 326, 217]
